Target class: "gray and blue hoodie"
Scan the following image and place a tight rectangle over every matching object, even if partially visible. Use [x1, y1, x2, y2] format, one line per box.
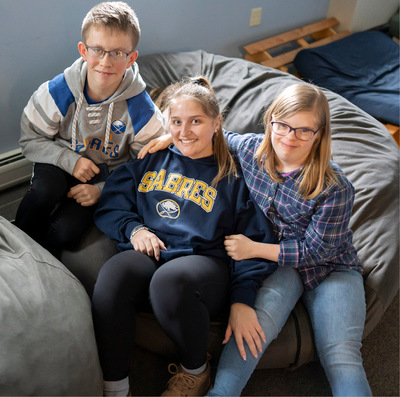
[20, 58, 164, 178]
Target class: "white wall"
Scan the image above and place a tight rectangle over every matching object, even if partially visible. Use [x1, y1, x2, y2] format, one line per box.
[328, 0, 399, 32]
[1, 0, 398, 155]
[0, 0, 330, 154]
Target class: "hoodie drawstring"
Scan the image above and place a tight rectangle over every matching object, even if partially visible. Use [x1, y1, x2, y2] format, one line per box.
[71, 93, 114, 153]
[71, 92, 84, 152]
[104, 102, 114, 152]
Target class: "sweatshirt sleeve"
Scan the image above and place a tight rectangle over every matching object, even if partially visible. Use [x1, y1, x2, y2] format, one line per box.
[94, 161, 144, 245]
[229, 196, 278, 308]
[126, 91, 165, 156]
[20, 78, 81, 174]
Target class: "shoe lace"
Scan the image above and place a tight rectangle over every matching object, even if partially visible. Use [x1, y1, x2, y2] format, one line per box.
[166, 363, 197, 393]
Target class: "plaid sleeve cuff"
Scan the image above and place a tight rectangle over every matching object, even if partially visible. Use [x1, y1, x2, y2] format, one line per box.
[278, 239, 299, 268]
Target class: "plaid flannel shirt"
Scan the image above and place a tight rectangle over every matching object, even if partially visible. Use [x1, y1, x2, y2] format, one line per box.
[224, 131, 362, 290]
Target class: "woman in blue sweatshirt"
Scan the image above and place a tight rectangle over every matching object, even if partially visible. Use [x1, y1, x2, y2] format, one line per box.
[92, 77, 283, 396]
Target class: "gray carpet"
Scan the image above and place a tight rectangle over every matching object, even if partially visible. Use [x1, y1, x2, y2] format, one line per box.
[129, 292, 399, 396]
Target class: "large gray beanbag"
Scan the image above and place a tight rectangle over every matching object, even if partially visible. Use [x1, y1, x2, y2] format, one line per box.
[0, 217, 102, 396]
[61, 50, 399, 370]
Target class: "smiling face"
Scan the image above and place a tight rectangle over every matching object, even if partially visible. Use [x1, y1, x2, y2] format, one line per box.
[271, 110, 320, 173]
[168, 97, 221, 159]
[78, 26, 138, 102]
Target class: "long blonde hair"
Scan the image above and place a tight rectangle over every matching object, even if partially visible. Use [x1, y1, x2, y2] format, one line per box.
[153, 77, 237, 187]
[255, 83, 337, 199]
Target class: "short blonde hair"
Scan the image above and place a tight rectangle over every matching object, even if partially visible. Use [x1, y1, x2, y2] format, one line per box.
[255, 83, 337, 199]
[81, 2, 141, 49]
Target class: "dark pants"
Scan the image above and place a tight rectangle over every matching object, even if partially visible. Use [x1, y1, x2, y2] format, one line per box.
[91, 250, 230, 381]
[14, 163, 96, 255]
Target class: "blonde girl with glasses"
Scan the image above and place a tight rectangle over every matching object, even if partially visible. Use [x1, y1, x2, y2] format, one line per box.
[208, 83, 372, 396]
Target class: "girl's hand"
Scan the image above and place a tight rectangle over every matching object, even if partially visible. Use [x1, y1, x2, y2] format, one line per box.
[137, 134, 172, 159]
[224, 234, 255, 261]
[130, 229, 167, 261]
[223, 303, 266, 361]
[67, 184, 100, 206]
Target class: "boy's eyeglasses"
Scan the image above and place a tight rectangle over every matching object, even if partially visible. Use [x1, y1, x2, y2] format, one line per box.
[270, 121, 322, 141]
[84, 44, 133, 61]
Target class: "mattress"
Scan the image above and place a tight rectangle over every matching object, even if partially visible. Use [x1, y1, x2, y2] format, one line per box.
[293, 30, 400, 125]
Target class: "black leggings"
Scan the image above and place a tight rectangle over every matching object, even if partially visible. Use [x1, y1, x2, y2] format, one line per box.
[14, 163, 95, 254]
[91, 250, 230, 381]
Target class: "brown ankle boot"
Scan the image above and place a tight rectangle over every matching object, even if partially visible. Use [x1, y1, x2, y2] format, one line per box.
[161, 362, 211, 396]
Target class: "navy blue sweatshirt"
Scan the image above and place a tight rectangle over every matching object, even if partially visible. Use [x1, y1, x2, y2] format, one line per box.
[95, 145, 277, 307]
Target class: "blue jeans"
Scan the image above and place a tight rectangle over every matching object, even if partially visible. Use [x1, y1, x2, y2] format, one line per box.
[302, 270, 371, 396]
[209, 269, 372, 397]
[208, 267, 303, 396]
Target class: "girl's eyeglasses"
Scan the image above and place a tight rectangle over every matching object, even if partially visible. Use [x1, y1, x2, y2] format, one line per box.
[270, 121, 322, 141]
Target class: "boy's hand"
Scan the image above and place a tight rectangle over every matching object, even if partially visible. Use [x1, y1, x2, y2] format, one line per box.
[67, 184, 100, 206]
[137, 134, 172, 159]
[72, 157, 100, 182]
[131, 229, 167, 261]
[224, 303, 266, 361]
[224, 234, 254, 261]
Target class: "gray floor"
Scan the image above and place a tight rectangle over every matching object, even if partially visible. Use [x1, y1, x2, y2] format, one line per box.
[1, 182, 399, 396]
[130, 295, 399, 396]
[0, 181, 29, 222]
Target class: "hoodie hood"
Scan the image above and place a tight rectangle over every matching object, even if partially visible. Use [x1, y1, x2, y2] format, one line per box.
[64, 57, 146, 102]
[64, 58, 146, 151]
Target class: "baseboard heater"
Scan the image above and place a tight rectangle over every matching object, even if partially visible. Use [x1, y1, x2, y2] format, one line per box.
[0, 149, 32, 191]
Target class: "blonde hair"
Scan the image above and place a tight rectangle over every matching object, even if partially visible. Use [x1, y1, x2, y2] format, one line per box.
[255, 83, 337, 199]
[153, 77, 237, 187]
[81, 2, 141, 49]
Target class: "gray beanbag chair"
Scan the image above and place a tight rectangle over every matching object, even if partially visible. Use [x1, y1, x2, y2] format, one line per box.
[0, 217, 102, 395]
[61, 50, 399, 370]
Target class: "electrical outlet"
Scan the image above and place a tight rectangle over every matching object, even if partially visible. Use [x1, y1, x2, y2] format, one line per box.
[250, 7, 262, 27]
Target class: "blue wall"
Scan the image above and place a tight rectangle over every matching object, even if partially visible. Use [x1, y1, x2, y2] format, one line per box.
[0, 0, 329, 154]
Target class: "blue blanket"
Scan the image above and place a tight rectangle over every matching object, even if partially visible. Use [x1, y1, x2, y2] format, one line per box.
[294, 31, 399, 125]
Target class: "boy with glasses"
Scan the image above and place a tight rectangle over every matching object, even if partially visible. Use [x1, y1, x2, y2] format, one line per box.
[15, 2, 164, 255]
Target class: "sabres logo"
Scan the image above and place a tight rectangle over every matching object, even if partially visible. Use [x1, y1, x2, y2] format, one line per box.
[111, 119, 126, 134]
[156, 199, 180, 219]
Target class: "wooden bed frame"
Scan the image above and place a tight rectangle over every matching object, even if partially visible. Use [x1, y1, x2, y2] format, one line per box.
[243, 18, 350, 73]
[243, 17, 399, 146]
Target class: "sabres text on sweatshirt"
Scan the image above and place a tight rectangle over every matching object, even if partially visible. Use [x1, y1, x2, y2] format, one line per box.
[95, 145, 278, 307]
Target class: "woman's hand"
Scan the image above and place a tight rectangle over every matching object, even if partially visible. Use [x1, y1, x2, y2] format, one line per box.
[224, 234, 255, 261]
[137, 134, 173, 159]
[130, 229, 167, 261]
[67, 184, 100, 206]
[223, 303, 266, 361]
